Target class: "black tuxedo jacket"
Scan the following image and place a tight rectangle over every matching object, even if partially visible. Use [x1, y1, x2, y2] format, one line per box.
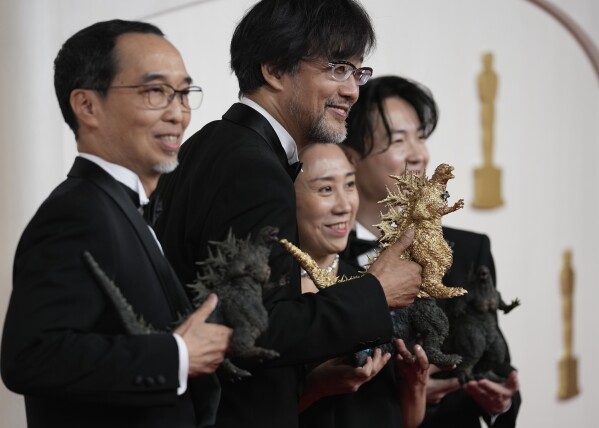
[343, 226, 521, 428]
[420, 226, 521, 428]
[1, 158, 219, 428]
[155, 103, 394, 428]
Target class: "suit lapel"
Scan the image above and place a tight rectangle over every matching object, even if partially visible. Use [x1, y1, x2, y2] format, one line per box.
[223, 102, 289, 168]
[68, 158, 192, 320]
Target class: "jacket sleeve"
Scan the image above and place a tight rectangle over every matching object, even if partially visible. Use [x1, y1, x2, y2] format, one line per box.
[1, 189, 181, 407]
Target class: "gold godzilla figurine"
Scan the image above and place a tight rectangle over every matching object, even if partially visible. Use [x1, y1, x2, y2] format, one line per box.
[281, 163, 467, 299]
[377, 163, 466, 298]
[279, 238, 341, 289]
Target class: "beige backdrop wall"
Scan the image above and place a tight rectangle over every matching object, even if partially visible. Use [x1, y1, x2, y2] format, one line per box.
[1, 0, 597, 427]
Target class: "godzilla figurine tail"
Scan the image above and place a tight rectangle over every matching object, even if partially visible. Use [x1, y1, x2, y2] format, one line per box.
[82, 251, 156, 335]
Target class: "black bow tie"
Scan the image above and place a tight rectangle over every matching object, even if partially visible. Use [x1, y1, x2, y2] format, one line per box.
[119, 183, 141, 208]
[118, 183, 160, 226]
[346, 230, 379, 256]
[287, 161, 303, 182]
[143, 194, 162, 228]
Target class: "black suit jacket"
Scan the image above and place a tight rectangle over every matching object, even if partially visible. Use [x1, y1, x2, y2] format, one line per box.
[1, 158, 218, 428]
[299, 261, 402, 428]
[155, 103, 394, 428]
[342, 225, 521, 428]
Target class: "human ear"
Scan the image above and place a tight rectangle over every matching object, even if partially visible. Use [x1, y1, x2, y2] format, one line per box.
[261, 63, 285, 91]
[70, 89, 100, 129]
[343, 146, 362, 166]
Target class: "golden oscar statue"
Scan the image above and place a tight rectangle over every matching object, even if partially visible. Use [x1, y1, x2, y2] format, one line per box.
[473, 52, 504, 208]
[557, 249, 580, 399]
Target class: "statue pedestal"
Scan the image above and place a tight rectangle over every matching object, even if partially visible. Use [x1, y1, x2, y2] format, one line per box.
[558, 355, 580, 399]
[472, 165, 503, 208]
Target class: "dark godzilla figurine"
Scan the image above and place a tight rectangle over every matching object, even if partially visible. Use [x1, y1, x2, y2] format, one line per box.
[82, 226, 281, 382]
[189, 226, 281, 380]
[441, 265, 520, 384]
[354, 298, 462, 368]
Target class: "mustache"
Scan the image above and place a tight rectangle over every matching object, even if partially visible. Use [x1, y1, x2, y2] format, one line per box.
[325, 98, 353, 112]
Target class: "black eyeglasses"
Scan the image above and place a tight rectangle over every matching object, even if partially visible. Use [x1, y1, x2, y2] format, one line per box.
[313, 60, 373, 86]
[106, 83, 203, 110]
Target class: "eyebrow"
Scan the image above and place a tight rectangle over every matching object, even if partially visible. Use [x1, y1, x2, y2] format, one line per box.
[142, 72, 193, 85]
[308, 171, 356, 183]
[390, 126, 425, 136]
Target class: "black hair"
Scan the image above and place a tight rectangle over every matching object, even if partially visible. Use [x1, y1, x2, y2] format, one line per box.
[344, 75, 438, 158]
[54, 19, 164, 138]
[230, 0, 375, 95]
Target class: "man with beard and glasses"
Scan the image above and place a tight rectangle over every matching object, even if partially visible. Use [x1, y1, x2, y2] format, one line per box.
[153, 1, 423, 427]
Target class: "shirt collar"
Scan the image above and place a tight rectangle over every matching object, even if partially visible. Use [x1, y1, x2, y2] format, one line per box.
[355, 221, 378, 241]
[78, 153, 149, 206]
[239, 97, 299, 164]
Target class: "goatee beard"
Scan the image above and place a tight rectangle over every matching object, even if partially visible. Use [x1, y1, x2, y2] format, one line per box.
[153, 158, 179, 174]
[308, 117, 347, 144]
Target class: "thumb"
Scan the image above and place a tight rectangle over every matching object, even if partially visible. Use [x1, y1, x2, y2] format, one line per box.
[428, 364, 443, 375]
[505, 370, 520, 391]
[193, 293, 218, 322]
[389, 229, 415, 254]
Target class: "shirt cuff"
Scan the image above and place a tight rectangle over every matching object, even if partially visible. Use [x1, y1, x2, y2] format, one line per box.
[173, 333, 189, 395]
[488, 399, 512, 426]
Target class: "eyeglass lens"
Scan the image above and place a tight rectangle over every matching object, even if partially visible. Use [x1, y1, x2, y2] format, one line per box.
[146, 85, 203, 110]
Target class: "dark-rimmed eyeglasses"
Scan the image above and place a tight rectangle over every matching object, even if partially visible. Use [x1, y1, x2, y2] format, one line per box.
[311, 60, 373, 86]
[105, 83, 203, 110]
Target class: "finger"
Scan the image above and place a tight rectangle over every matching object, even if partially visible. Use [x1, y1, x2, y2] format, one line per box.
[394, 339, 416, 363]
[361, 356, 374, 373]
[412, 344, 429, 369]
[435, 378, 461, 393]
[505, 370, 520, 392]
[192, 293, 218, 322]
[372, 348, 391, 371]
[475, 378, 509, 395]
[428, 364, 443, 375]
[463, 380, 487, 398]
[388, 229, 415, 254]
[370, 348, 383, 364]
[174, 313, 193, 335]
[380, 352, 392, 369]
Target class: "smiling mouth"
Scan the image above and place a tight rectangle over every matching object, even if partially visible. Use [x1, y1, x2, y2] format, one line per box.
[157, 134, 180, 152]
[327, 222, 350, 232]
[326, 102, 351, 118]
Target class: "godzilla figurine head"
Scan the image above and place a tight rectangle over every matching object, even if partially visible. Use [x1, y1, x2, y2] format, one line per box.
[466, 265, 500, 313]
[431, 163, 455, 185]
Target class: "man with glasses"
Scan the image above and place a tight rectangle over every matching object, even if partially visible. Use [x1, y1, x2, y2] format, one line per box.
[1, 20, 231, 428]
[154, 1, 423, 427]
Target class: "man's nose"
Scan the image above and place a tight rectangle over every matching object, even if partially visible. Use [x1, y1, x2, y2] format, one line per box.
[338, 76, 359, 102]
